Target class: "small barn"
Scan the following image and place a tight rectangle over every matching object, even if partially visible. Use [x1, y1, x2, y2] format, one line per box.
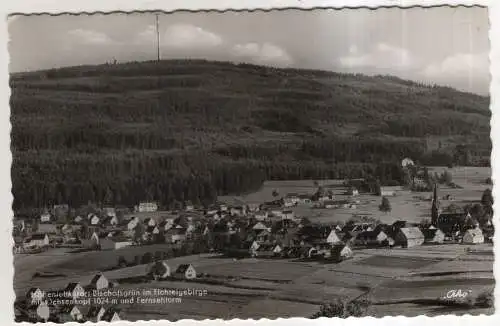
[330, 243, 353, 262]
[422, 228, 445, 244]
[100, 307, 121, 322]
[64, 282, 85, 300]
[174, 264, 197, 279]
[462, 227, 485, 244]
[89, 274, 109, 290]
[326, 229, 342, 244]
[395, 227, 425, 248]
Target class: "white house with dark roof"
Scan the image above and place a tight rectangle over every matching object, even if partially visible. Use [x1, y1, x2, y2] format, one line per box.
[89, 274, 109, 290]
[64, 282, 85, 300]
[174, 264, 197, 279]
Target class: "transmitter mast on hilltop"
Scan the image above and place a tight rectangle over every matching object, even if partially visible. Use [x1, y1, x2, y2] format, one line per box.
[155, 13, 161, 62]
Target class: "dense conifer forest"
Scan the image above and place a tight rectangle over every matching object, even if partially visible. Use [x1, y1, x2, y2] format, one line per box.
[10, 59, 491, 211]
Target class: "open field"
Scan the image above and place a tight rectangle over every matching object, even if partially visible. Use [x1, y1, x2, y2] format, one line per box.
[15, 242, 494, 319]
[220, 166, 492, 225]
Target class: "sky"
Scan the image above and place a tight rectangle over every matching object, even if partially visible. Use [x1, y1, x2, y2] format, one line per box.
[8, 7, 490, 95]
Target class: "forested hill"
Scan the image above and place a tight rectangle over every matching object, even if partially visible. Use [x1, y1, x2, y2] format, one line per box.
[10, 59, 491, 211]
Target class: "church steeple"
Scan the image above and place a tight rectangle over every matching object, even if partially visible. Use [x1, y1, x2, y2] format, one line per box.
[431, 183, 440, 225]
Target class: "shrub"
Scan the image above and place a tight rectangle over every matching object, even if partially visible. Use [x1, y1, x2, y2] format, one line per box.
[311, 299, 369, 318]
[379, 196, 392, 212]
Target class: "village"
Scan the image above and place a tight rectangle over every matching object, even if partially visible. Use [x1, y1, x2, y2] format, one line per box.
[13, 163, 495, 322]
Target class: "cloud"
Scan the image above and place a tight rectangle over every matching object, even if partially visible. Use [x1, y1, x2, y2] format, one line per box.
[67, 29, 115, 45]
[339, 43, 414, 70]
[162, 24, 222, 49]
[419, 52, 489, 94]
[231, 42, 293, 67]
[421, 52, 489, 79]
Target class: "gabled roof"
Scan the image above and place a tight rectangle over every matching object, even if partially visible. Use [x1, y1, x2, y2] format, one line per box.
[399, 227, 424, 239]
[90, 274, 106, 285]
[64, 282, 82, 292]
[465, 228, 484, 237]
[30, 233, 47, 240]
[175, 264, 193, 273]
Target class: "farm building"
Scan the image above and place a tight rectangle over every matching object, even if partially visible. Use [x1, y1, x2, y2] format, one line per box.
[26, 287, 44, 304]
[164, 227, 187, 244]
[60, 305, 88, 322]
[354, 230, 388, 247]
[395, 227, 425, 248]
[100, 308, 121, 322]
[89, 214, 100, 225]
[326, 229, 342, 244]
[463, 227, 485, 244]
[253, 244, 275, 258]
[297, 194, 312, 204]
[136, 202, 158, 213]
[64, 282, 85, 300]
[37, 223, 58, 234]
[89, 274, 109, 290]
[100, 236, 133, 250]
[40, 212, 52, 223]
[174, 264, 197, 279]
[23, 234, 50, 249]
[379, 186, 403, 197]
[422, 228, 445, 244]
[149, 261, 171, 280]
[330, 243, 353, 262]
[281, 210, 295, 220]
[86, 306, 106, 322]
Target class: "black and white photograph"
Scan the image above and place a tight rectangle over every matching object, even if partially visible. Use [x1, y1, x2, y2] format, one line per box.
[8, 5, 494, 322]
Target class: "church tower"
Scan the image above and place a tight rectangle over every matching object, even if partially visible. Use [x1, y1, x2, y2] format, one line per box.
[431, 183, 440, 225]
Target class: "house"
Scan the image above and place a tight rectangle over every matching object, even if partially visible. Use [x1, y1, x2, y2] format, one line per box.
[379, 186, 403, 197]
[462, 227, 485, 244]
[422, 228, 445, 244]
[395, 227, 425, 248]
[281, 210, 295, 220]
[103, 207, 116, 218]
[23, 234, 50, 249]
[253, 211, 269, 221]
[230, 206, 246, 217]
[60, 305, 87, 322]
[100, 307, 121, 322]
[309, 243, 332, 258]
[164, 227, 187, 244]
[137, 202, 158, 213]
[185, 201, 195, 211]
[174, 264, 197, 279]
[253, 244, 275, 258]
[272, 244, 283, 256]
[86, 306, 106, 322]
[330, 243, 353, 262]
[64, 282, 85, 300]
[255, 229, 272, 243]
[26, 287, 45, 305]
[37, 223, 58, 234]
[90, 215, 100, 226]
[354, 230, 388, 247]
[252, 221, 271, 232]
[40, 212, 52, 223]
[127, 217, 140, 231]
[347, 188, 359, 196]
[74, 215, 83, 224]
[101, 215, 119, 226]
[297, 194, 312, 204]
[89, 274, 109, 290]
[143, 218, 157, 227]
[326, 229, 342, 244]
[81, 232, 100, 248]
[149, 261, 171, 279]
[100, 236, 133, 250]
